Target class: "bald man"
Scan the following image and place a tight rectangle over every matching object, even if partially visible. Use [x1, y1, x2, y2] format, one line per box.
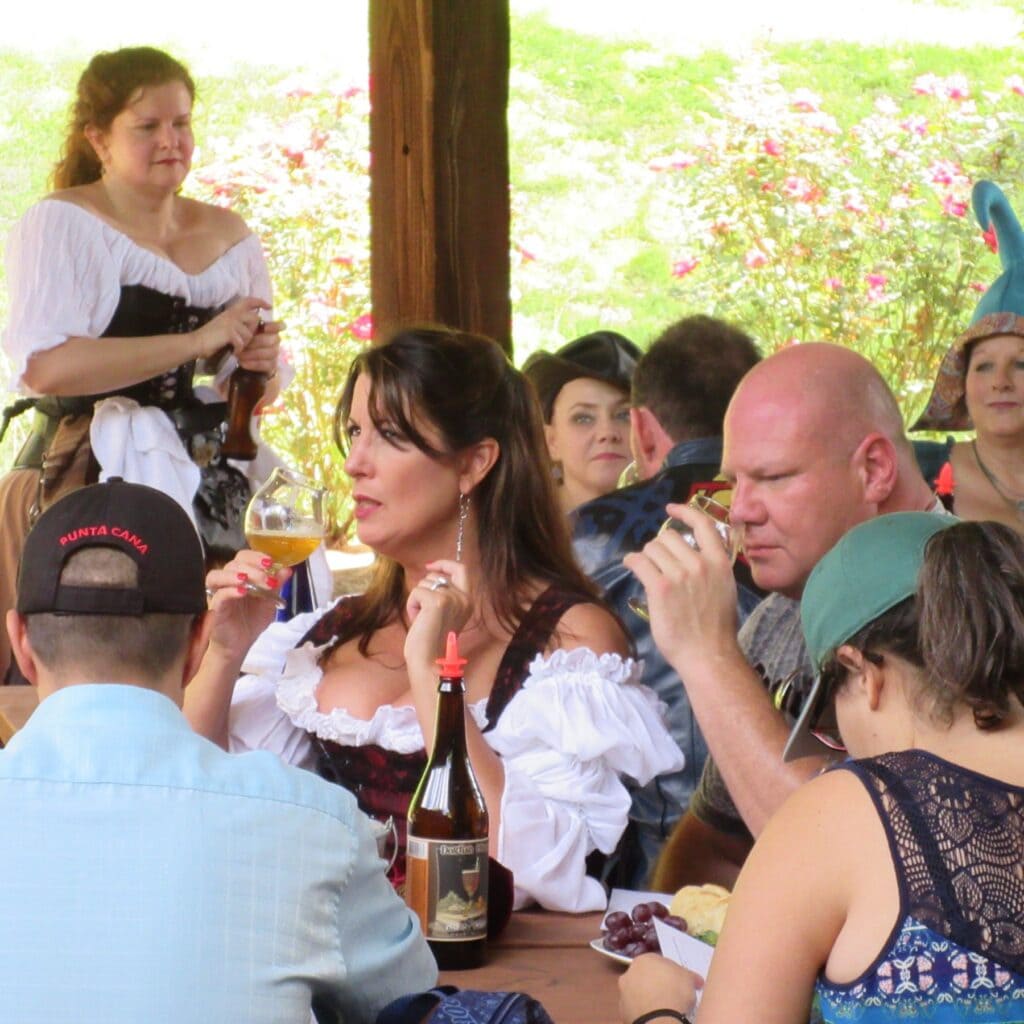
[626, 344, 939, 888]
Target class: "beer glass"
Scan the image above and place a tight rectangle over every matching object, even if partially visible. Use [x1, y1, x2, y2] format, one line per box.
[628, 493, 740, 620]
[243, 468, 326, 608]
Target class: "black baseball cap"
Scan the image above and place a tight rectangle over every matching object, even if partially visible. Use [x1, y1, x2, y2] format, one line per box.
[16, 479, 207, 616]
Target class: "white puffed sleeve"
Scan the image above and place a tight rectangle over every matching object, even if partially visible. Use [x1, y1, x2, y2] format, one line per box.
[236, 232, 273, 305]
[227, 603, 340, 768]
[487, 648, 685, 912]
[3, 200, 121, 388]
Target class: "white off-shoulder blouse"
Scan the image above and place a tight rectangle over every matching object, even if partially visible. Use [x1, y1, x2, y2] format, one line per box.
[3, 198, 273, 387]
[229, 603, 686, 914]
[1, 198, 285, 521]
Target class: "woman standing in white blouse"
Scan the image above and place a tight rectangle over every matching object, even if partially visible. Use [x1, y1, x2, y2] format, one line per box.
[189, 327, 684, 914]
[0, 46, 283, 681]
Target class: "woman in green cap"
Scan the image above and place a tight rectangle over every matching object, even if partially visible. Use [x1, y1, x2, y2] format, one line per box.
[619, 511, 1024, 1024]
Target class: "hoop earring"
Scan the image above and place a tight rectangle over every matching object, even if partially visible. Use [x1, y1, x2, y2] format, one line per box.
[456, 491, 470, 563]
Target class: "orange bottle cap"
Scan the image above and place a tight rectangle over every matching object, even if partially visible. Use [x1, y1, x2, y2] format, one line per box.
[436, 631, 468, 676]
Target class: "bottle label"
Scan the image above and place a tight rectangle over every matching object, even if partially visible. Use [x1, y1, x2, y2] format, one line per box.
[406, 836, 488, 942]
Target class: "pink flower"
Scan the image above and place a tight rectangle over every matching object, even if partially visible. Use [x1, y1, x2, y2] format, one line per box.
[762, 138, 784, 157]
[805, 111, 840, 134]
[516, 244, 538, 263]
[928, 159, 964, 186]
[744, 248, 768, 269]
[782, 175, 816, 201]
[941, 193, 967, 217]
[760, 181, 776, 193]
[900, 115, 929, 136]
[825, 277, 843, 292]
[945, 73, 970, 100]
[349, 313, 374, 340]
[865, 273, 888, 303]
[790, 88, 821, 112]
[912, 73, 942, 96]
[672, 257, 700, 278]
[669, 152, 699, 169]
[1007, 74, 1024, 97]
[844, 194, 868, 215]
[648, 151, 698, 172]
[331, 255, 354, 267]
[970, 282, 987, 293]
[983, 224, 999, 254]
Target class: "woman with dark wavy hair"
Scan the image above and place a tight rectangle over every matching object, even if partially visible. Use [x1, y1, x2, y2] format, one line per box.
[621, 512, 1024, 1024]
[191, 326, 682, 913]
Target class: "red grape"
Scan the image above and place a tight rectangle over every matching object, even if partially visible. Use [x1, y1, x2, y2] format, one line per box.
[605, 911, 630, 932]
[631, 903, 653, 924]
[602, 901, 682, 959]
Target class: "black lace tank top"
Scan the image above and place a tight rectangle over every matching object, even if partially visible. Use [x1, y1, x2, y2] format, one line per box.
[847, 748, 1024, 973]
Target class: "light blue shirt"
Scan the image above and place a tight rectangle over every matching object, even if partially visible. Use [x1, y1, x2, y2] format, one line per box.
[0, 684, 436, 1024]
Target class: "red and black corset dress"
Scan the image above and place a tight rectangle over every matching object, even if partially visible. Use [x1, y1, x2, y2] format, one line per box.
[296, 585, 588, 889]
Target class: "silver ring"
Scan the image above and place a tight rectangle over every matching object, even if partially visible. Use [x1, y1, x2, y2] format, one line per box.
[429, 576, 450, 592]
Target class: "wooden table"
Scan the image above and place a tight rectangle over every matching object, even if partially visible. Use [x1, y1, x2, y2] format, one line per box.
[440, 911, 622, 1024]
[0, 686, 37, 745]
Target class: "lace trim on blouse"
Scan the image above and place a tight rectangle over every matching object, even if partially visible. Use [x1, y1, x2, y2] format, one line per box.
[273, 641, 644, 756]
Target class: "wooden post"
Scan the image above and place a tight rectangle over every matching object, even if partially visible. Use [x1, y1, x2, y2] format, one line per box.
[369, 0, 512, 354]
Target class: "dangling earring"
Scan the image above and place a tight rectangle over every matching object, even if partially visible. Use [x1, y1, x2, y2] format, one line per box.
[551, 461, 564, 485]
[455, 491, 470, 563]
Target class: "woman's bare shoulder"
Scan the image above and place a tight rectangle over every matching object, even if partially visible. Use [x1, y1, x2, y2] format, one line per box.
[178, 196, 251, 244]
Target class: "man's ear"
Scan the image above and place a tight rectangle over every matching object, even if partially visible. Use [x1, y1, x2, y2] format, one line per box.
[181, 612, 213, 689]
[630, 406, 672, 480]
[853, 432, 898, 506]
[6, 611, 40, 687]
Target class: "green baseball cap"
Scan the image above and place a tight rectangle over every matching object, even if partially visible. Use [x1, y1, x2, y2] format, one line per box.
[783, 511, 956, 762]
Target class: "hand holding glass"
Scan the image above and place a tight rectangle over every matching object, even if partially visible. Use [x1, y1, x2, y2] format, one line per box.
[628, 494, 740, 620]
[243, 467, 326, 608]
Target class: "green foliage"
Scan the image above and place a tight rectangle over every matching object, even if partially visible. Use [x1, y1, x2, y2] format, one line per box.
[641, 56, 1020, 421]
[189, 83, 372, 541]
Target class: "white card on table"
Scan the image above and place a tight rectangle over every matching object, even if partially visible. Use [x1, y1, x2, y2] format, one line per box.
[653, 917, 714, 1010]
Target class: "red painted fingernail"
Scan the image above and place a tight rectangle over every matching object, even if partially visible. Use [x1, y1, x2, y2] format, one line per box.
[236, 584, 248, 595]
[266, 576, 279, 588]
[237, 572, 249, 582]
[260, 557, 273, 569]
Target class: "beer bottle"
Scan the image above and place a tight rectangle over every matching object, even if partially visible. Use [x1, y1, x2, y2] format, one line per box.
[406, 631, 489, 969]
[221, 368, 266, 461]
